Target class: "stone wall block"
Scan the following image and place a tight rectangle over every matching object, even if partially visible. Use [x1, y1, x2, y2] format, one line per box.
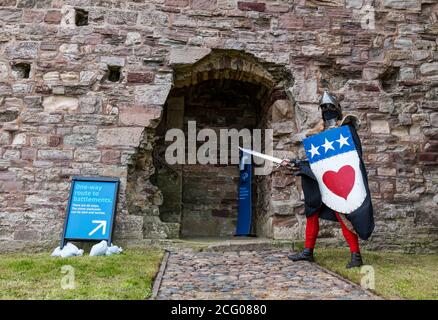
[79, 95, 102, 114]
[97, 127, 144, 147]
[101, 56, 125, 67]
[271, 99, 294, 122]
[134, 84, 171, 106]
[237, 2, 266, 12]
[420, 63, 438, 77]
[42, 96, 79, 113]
[169, 47, 212, 66]
[126, 72, 155, 84]
[44, 10, 62, 24]
[278, 13, 303, 29]
[101, 150, 121, 164]
[382, 0, 421, 10]
[370, 119, 390, 134]
[0, 8, 22, 23]
[63, 133, 96, 147]
[37, 149, 73, 160]
[5, 42, 39, 59]
[0, 62, 8, 81]
[0, 131, 11, 145]
[107, 10, 138, 25]
[74, 149, 101, 162]
[119, 106, 162, 128]
[191, 0, 218, 10]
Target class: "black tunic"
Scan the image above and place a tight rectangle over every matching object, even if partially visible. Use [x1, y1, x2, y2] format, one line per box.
[296, 124, 375, 240]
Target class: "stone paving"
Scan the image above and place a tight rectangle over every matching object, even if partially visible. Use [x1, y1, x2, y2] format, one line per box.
[155, 250, 377, 300]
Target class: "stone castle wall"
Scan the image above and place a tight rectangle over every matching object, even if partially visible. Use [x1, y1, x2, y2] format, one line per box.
[0, 0, 437, 252]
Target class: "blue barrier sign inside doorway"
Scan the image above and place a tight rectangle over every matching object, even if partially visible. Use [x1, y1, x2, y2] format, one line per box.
[61, 176, 120, 248]
[236, 151, 253, 236]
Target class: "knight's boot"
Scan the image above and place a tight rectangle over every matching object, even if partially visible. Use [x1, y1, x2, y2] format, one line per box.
[346, 252, 363, 269]
[288, 248, 314, 262]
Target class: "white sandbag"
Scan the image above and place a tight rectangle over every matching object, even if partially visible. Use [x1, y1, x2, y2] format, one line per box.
[60, 242, 82, 258]
[52, 241, 122, 257]
[106, 244, 123, 256]
[51, 246, 62, 257]
[90, 240, 108, 256]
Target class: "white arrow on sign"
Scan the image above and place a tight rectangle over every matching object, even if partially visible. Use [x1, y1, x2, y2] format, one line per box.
[88, 220, 107, 236]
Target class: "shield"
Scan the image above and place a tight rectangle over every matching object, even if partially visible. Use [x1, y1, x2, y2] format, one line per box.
[302, 126, 367, 214]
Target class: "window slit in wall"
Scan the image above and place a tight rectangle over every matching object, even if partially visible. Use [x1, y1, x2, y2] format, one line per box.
[75, 8, 88, 26]
[12, 62, 31, 79]
[108, 66, 121, 82]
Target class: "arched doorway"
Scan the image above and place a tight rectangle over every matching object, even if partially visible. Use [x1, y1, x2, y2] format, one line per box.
[154, 79, 267, 237]
[150, 49, 293, 238]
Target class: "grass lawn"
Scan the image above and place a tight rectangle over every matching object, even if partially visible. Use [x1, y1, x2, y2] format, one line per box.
[0, 248, 164, 300]
[312, 248, 438, 300]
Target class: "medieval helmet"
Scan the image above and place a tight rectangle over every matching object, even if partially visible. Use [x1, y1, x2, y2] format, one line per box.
[319, 90, 342, 121]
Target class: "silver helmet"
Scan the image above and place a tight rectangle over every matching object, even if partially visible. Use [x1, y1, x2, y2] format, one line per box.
[320, 90, 338, 107]
[319, 90, 342, 121]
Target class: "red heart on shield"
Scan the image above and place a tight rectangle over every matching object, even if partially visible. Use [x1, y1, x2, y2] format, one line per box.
[322, 165, 355, 200]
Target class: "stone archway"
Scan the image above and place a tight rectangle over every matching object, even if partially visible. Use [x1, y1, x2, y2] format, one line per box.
[156, 79, 268, 238]
[126, 48, 294, 239]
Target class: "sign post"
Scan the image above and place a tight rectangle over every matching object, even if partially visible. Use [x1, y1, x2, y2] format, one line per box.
[61, 176, 120, 249]
[235, 150, 253, 236]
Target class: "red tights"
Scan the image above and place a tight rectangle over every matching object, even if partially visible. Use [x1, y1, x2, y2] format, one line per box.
[304, 212, 360, 253]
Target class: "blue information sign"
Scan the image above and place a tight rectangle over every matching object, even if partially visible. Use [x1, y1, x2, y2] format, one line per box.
[236, 151, 253, 236]
[61, 176, 119, 248]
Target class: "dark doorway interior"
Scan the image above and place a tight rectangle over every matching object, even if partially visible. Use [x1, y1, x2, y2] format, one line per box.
[153, 79, 266, 237]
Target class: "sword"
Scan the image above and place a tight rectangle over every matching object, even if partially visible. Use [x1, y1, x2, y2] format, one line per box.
[238, 147, 300, 169]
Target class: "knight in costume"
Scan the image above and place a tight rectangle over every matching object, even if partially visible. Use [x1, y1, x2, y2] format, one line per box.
[282, 90, 374, 268]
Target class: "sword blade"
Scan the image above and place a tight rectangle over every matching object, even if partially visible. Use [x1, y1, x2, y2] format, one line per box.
[239, 147, 283, 164]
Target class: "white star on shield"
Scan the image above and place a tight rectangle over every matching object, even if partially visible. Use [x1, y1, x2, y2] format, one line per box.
[336, 134, 350, 148]
[308, 144, 320, 158]
[322, 138, 335, 153]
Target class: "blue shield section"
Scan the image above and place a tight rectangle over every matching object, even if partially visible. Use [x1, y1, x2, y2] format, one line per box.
[63, 178, 119, 245]
[303, 126, 356, 164]
[236, 152, 252, 236]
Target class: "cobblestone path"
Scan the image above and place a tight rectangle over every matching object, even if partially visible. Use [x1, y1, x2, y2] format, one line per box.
[155, 250, 377, 300]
